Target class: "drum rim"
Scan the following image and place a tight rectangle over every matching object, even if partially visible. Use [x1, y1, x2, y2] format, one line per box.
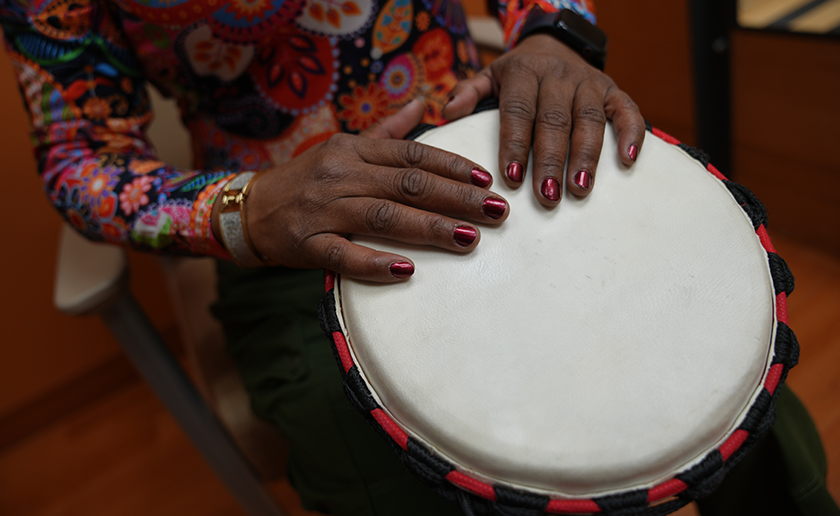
[318, 117, 799, 515]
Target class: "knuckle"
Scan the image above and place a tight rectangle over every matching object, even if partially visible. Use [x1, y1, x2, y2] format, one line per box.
[441, 150, 463, 172]
[361, 254, 381, 276]
[575, 105, 607, 126]
[365, 200, 400, 234]
[311, 158, 344, 184]
[575, 145, 601, 166]
[402, 141, 426, 168]
[453, 181, 479, 206]
[618, 94, 640, 113]
[425, 215, 451, 241]
[503, 56, 541, 77]
[398, 168, 429, 199]
[501, 97, 536, 123]
[537, 109, 572, 132]
[320, 133, 348, 158]
[311, 146, 350, 184]
[285, 224, 306, 253]
[537, 154, 567, 173]
[298, 192, 326, 217]
[504, 138, 530, 159]
[323, 241, 347, 272]
[614, 93, 642, 117]
[326, 132, 352, 148]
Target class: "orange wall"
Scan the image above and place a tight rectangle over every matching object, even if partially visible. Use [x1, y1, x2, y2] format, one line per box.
[597, 0, 695, 144]
[732, 31, 840, 255]
[0, 44, 178, 424]
[0, 45, 120, 418]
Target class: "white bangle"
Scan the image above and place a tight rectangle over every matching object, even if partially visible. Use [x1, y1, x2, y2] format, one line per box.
[219, 172, 269, 268]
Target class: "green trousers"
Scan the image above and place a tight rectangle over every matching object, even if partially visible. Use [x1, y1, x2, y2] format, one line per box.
[213, 262, 838, 516]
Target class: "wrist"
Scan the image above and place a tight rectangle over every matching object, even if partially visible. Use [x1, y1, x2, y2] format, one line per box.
[213, 171, 272, 267]
[517, 7, 607, 70]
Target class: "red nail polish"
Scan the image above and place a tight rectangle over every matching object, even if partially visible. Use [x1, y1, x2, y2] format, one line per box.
[389, 262, 414, 278]
[471, 168, 492, 188]
[482, 197, 507, 219]
[506, 162, 523, 183]
[453, 226, 477, 247]
[573, 170, 592, 190]
[628, 144, 639, 161]
[541, 177, 560, 202]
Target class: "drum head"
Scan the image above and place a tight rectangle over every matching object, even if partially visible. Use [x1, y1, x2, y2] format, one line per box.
[321, 109, 797, 513]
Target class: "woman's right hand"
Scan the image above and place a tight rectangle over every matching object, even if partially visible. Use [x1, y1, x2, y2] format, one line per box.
[242, 99, 509, 282]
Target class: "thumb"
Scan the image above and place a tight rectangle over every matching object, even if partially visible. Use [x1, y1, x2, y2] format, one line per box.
[361, 98, 425, 140]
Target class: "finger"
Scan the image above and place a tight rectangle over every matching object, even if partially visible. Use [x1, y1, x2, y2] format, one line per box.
[352, 137, 494, 188]
[332, 197, 482, 252]
[309, 234, 416, 282]
[361, 98, 426, 140]
[604, 88, 646, 166]
[442, 70, 494, 121]
[566, 83, 608, 198]
[354, 165, 508, 223]
[497, 71, 539, 189]
[530, 80, 575, 206]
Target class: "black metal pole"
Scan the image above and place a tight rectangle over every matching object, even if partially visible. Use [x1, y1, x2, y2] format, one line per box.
[101, 294, 285, 516]
[688, 0, 736, 177]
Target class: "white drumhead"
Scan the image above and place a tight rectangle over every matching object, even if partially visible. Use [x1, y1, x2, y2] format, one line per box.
[335, 110, 775, 497]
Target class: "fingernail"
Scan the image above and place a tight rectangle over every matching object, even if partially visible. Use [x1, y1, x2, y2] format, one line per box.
[389, 262, 414, 278]
[482, 197, 507, 219]
[453, 226, 477, 247]
[470, 168, 492, 188]
[506, 162, 523, 183]
[628, 144, 639, 161]
[444, 95, 455, 109]
[540, 177, 560, 202]
[573, 170, 592, 190]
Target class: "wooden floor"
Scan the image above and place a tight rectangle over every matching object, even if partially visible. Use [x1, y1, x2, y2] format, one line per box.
[1, 231, 838, 515]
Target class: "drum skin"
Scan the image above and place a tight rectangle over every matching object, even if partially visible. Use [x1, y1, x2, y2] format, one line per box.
[319, 108, 799, 515]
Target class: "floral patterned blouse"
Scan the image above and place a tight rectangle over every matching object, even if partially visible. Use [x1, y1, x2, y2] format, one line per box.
[0, 0, 594, 257]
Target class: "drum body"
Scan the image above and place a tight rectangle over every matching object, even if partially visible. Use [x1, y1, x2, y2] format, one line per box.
[319, 109, 798, 514]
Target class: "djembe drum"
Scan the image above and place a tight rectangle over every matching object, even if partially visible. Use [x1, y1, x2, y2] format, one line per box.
[319, 108, 798, 515]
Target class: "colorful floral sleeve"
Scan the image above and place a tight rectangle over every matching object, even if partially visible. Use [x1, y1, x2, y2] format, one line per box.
[495, 0, 596, 50]
[0, 0, 231, 257]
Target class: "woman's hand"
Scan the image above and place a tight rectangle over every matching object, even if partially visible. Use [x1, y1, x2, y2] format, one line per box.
[443, 34, 646, 206]
[242, 100, 509, 282]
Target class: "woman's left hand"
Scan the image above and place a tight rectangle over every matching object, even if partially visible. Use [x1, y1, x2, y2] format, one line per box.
[443, 33, 646, 207]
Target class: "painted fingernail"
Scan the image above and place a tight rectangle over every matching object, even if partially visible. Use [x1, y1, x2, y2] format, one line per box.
[506, 162, 523, 183]
[628, 144, 639, 161]
[453, 225, 477, 247]
[573, 170, 592, 190]
[389, 262, 415, 278]
[482, 197, 507, 219]
[541, 177, 560, 202]
[471, 168, 492, 188]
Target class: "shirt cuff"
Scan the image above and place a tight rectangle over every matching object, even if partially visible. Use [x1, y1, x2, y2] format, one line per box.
[501, 0, 596, 50]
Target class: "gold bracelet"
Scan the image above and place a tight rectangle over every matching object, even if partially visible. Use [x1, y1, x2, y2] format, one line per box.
[219, 171, 271, 267]
[239, 171, 272, 265]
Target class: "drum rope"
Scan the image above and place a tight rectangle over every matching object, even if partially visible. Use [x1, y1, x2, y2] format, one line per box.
[457, 490, 478, 516]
